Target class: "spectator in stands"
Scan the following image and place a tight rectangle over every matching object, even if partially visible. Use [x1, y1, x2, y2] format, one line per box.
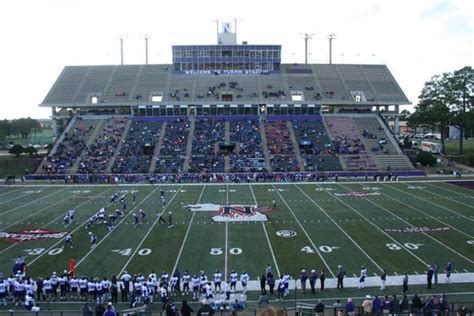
[345, 298, 355, 316]
[362, 295, 373, 316]
[197, 299, 215, 316]
[314, 300, 325, 316]
[258, 290, 269, 308]
[181, 300, 193, 316]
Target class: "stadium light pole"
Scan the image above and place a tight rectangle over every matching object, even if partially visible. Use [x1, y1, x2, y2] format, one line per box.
[233, 17, 243, 42]
[143, 35, 150, 65]
[328, 33, 336, 64]
[119, 36, 124, 65]
[300, 33, 315, 64]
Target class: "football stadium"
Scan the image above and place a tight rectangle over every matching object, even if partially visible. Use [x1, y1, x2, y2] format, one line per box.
[1, 20, 473, 316]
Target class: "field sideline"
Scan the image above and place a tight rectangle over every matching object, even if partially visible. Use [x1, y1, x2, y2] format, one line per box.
[0, 180, 473, 291]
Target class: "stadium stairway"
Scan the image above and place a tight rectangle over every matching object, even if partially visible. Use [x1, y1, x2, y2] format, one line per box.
[259, 119, 272, 172]
[224, 121, 230, 173]
[183, 117, 195, 172]
[375, 115, 404, 154]
[148, 122, 167, 174]
[321, 115, 348, 170]
[287, 121, 305, 171]
[106, 119, 132, 173]
[70, 119, 105, 174]
[35, 116, 77, 173]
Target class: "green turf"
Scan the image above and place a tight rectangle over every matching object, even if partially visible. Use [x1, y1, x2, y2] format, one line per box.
[444, 139, 474, 157]
[0, 181, 473, 288]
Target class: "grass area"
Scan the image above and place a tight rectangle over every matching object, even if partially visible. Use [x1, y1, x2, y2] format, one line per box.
[0, 155, 39, 177]
[444, 139, 474, 157]
[6, 128, 55, 146]
[0, 181, 472, 310]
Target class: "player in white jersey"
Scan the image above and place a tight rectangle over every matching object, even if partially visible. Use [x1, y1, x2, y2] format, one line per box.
[14, 280, 25, 306]
[224, 279, 231, 300]
[359, 265, 368, 289]
[42, 278, 53, 302]
[88, 232, 97, 248]
[69, 276, 79, 300]
[146, 278, 155, 303]
[79, 276, 88, 301]
[205, 282, 214, 300]
[240, 271, 249, 294]
[170, 276, 178, 296]
[199, 272, 208, 293]
[230, 270, 238, 292]
[58, 273, 68, 301]
[64, 234, 73, 249]
[182, 271, 190, 295]
[0, 276, 8, 306]
[213, 270, 222, 293]
[191, 275, 200, 300]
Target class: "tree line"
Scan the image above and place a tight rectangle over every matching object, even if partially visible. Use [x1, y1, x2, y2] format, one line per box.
[407, 66, 473, 155]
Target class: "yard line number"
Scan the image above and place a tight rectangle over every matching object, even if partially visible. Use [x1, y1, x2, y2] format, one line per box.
[386, 243, 423, 250]
[210, 247, 242, 255]
[111, 248, 152, 256]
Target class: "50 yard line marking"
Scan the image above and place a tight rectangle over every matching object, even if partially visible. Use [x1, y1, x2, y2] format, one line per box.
[272, 184, 335, 278]
[249, 185, 281, 278]
[224, 184, 229, 279]
[295, 184, 384, 272]
[171, 185, 206, 274]
[0, 187, 114, 255]
[117, 185, 183, 276]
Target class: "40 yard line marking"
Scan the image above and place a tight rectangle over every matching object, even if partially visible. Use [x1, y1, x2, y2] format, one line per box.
[295, 184, 384, 272]
[249, 185, 281, 278]
[117, 185, 184, 276]
[171, 185, 206, 274]
[0, 187, 114, 255]
[340, 183, 474, 264]
[388, 184, 474, 222]
[0, 187, 69, 217]
[272, 184, 335, 278]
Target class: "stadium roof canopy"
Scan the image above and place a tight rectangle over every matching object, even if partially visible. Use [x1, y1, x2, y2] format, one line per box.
[40, 63, 409, 107]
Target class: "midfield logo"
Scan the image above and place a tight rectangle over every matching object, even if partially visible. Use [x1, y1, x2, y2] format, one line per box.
[183, 203, 270, 222]
[0, 229, 69, 242]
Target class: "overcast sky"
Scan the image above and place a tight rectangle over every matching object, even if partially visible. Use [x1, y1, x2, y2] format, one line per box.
[0, 0, 472, 119]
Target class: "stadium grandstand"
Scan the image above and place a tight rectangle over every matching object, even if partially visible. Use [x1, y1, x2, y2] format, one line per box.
[33, 25, 420, 180]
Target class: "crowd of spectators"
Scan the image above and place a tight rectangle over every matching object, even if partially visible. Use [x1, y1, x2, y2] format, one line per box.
[265, 121, 299, 172]
[189, 119, 225, 173]
[41, 120, 98, 174]
[112, 121, 161, 174]
[155, 118, 190, 174]
[78, 118, 128, 174]
[229, 119, 265, 172]
[262, 85, 287, 99]
[292, 120, 342, 171]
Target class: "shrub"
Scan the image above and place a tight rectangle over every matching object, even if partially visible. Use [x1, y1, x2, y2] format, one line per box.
[416, 151, 437, 166]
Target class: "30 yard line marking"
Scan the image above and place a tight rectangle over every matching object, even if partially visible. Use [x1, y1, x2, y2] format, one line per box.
[327, 184, 428, 267]
[341, 183, 474, 264]
[171, 185, 206, 274]
[389, 185, 474, 222]
[117, 185, 183, 276]
[249, 185, 281, 278]
[296, 185, 384, 272]
[28, 186, 139, 266]
[272, 184, 335, 277]
[0, 187, 114, 255]
[372, 185, 473, 239]
[0, 187, 68, 217]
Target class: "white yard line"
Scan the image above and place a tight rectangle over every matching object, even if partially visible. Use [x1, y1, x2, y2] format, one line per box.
[272, 184, 335, 277]
[425, 182, 474, 201]
[0, 187, 114, 255]
[419, 185, 474, 210]
[1, 190, 75, 230]
[0, 190, 34, 205]
[248, 184, 281, 278]
[373, 185, 473, 239]
[171, 185, 206, 274]
[340, 183, 473, 264]
[0, 187, 69, 216]
[295, 184, 384, 272]
[326, 184, 429, 267]
[224, 184, 229, 278]
[117, 185, 183, 276]
[0, 187, 24, 197]
[388, 184, 474, 222]
[75, 186, 160, 269]
[28, 187, 136, 266]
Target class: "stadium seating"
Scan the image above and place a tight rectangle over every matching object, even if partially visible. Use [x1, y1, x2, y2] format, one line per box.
[229, 118, 266, 172]
[264, 121, 300, 171]
[154, 118, 190, 173]
[188, 118, 225, 173]
[40, 119, 99, 174]
[78, 117, 128, 174]
[292, 119, 343, 171]
[112, 119, 162, 174]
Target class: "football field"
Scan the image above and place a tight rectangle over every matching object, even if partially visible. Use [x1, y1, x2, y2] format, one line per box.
[0, 180, 473, 288]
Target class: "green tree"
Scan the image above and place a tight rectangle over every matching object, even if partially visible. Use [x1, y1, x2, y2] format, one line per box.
[10, 118, 42, 139]
[399, 109, 411, 121]
[9, 144, 24, 157]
